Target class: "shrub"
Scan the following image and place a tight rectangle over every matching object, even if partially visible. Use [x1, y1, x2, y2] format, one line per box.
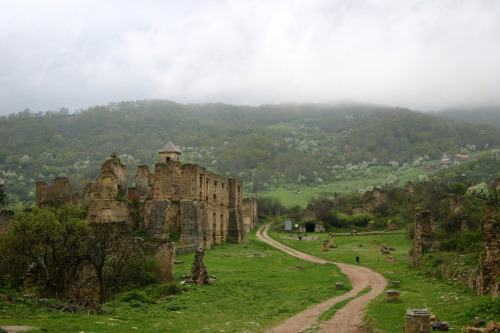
[114, 289, 155, 304]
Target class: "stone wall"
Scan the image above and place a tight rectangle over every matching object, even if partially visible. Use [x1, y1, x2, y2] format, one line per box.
[413, 210, 437, 268]
[362, 188, 388, 211]
[154, 239, 175, 282]
[84, 154, 128, 224]
[242, 198, 258, 232]
[36, 177, 80, 207]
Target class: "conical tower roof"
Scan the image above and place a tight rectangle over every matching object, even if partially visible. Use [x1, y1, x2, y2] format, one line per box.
[159, 141, 181, 154]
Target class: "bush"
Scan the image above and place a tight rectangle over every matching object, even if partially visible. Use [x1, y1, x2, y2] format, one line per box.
[113, 289, 155, 304]
[157, 282, 184, 296]
[466, 298, 500, 320]
[342, 212, 374, 228]
[438, 230, 483, 253]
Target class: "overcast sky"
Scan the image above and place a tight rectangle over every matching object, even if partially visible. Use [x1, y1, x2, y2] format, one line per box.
[1, 0, 499, 115]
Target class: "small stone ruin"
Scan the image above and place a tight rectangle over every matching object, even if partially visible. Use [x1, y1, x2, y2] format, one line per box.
[189, 249, 211, 286]
[321, 240, 329, 251]
[405, 309, 431, 333]
[362, 188, 388, 211]
[413, 210, 437, 268]
[386, 290, 399, 302]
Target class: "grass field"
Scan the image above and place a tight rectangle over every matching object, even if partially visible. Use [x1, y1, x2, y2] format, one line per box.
[267, 227, 499, 331]
[254, 164, 438, 208]
[0, 230, 350, 333]
[1, 227, 498, 332]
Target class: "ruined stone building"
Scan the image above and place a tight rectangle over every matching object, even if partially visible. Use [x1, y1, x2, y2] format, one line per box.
[37, 142, 258, 249]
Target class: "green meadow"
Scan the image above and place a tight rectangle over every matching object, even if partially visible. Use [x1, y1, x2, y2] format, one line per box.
[0, 230, 349, 333]
[1, 227, 498, 332]
[267, 228, 499, 331]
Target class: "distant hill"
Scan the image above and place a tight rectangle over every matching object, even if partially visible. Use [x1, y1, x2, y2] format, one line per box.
[433, 106, 500, 129]
[1, 100, 500, 203]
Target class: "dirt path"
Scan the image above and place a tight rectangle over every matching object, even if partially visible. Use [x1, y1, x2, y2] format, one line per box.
[257, 225, 387, 333]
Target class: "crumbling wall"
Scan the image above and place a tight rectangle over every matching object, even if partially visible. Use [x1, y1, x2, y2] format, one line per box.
[189, 249, 210, 285]
[84, 154, 128, 223]
[243, 198, 258, 232]
[227, 208, 245, 243]
[413, 210, 437, 268]
[36, 177, 79, 207]
[154, 239, 175, 282]
[362, 188, 388, 211]
[148, 200, 169, 237]
[134, 165, 153, 200]
[152, 161, 182, 201]
[42, 145, 255, 250]
[478, 202, 500, 299]
[179, 201, 208, 248]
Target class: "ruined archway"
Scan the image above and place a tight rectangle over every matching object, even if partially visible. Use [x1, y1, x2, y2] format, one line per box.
[305, 223, 315, 232]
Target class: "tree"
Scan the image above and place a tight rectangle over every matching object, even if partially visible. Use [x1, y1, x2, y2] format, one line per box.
[0, 206, 89, 296]
[85, 222, 144, 303]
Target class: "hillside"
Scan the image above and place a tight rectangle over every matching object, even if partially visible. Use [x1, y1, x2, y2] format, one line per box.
[434, 105, 500, 129]
[1, 100, 500, 203]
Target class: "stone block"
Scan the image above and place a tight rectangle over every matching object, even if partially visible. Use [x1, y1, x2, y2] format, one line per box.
[387, 289, 399, 302]
[405, 309, 431, 333]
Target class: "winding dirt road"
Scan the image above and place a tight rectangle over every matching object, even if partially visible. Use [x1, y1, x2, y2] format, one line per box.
[257, 225, 387, 333]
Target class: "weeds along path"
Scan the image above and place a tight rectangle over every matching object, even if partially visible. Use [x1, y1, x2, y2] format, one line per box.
[257, 224, 387, 333]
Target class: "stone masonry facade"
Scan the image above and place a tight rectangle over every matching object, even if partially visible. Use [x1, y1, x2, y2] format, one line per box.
[37, 143, 258, 249]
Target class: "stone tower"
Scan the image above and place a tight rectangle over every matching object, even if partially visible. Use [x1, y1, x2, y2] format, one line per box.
[159, 141, 181, 163]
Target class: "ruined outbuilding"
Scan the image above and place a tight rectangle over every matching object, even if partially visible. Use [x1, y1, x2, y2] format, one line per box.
[362, 188, 388, 211]
[36, 177, 80, 207]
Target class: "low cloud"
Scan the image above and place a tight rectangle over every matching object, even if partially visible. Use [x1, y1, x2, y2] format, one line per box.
[1, 0, 499, 114]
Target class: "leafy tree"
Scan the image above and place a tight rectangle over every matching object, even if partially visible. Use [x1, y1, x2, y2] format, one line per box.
[0, 206, 89, 296]
[466, 182, 490, 200]
[85, 222, 145, 303]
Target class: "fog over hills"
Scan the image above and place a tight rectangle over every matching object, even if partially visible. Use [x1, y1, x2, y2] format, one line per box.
[1, 1, 500, 115]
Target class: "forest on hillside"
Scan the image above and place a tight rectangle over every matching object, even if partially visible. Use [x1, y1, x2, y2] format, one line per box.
[1, 100, 500, 203]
